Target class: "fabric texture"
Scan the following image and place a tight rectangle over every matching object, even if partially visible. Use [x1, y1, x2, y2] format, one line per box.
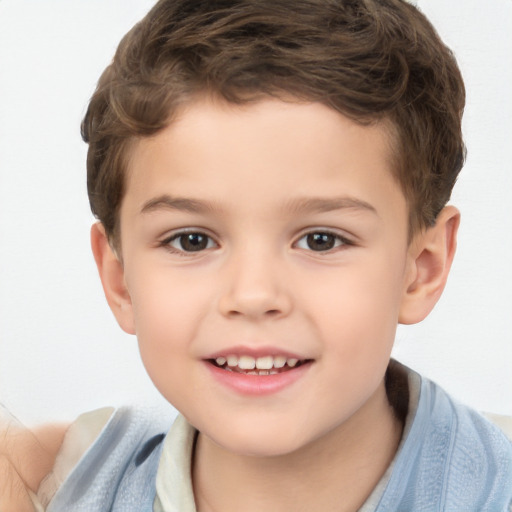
[38, 407, 115, 508]
[43, 364, 512, 511]
[44, 407, 173, 512]
[374, 374, 512, 511]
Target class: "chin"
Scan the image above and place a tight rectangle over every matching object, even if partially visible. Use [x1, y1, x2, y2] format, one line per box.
[223, 440, 303, 459]
[204, 423, 314, 458]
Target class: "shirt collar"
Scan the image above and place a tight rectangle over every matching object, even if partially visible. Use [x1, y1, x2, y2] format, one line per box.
[154, 414, 198, 512]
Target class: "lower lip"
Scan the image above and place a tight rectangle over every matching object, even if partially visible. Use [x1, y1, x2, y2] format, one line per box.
[205, 361, 312, 396]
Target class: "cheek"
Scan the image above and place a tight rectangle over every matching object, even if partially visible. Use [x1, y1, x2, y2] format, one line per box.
[301, 258, 405, 417]
[130, 265, 211, 332]
[308, 251, 406, 356]
[126, 269, 213, 382]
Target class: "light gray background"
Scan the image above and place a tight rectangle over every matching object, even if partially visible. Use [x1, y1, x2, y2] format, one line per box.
[0, 0, 511, 425]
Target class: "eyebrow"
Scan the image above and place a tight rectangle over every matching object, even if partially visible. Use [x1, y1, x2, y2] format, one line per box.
[140, 194, 378, 217]
[140, 195, 219, 215]
[283, 197, 378, 216]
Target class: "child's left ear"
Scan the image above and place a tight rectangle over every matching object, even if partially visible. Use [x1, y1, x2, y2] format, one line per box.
[399, 205, 460, 324]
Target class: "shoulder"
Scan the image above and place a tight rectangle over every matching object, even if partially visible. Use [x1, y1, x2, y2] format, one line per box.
[420, 378, 512, 463]
[378, 367, 512, 511]
[418, 377, 512, 509]
[42, 406, 174, 512]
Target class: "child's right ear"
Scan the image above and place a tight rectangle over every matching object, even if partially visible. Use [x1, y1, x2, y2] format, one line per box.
[90, 223, 136, 335]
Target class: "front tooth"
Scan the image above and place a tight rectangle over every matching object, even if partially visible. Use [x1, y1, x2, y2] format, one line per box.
[226, 355, 238, 367]
[216, 356, 226, 366]
[238, 355, 256, 370]
[287, 358, 299, 367]
[256, 356, 273, 370]
[273, 356, 286, 368]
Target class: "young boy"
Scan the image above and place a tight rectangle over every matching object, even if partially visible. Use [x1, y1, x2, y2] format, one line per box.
[2, 0, 512, 510]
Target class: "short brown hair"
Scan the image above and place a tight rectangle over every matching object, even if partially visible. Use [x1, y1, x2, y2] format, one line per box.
[82, 0, 465, 247]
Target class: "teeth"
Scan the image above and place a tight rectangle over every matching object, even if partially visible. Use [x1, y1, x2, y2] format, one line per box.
[217, 354, 304, 371]
[273, 355, 286, 368]
[226, 355, 238, 367]
[255, 356, 273, 370]
[238, 355, 256, 370]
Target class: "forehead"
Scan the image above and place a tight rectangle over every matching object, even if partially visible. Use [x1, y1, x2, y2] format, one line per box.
[122, 97, 406, 229]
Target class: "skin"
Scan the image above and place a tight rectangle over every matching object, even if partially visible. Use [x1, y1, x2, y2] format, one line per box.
[0, 420, 67, 512]
[88, 97, 459, 512]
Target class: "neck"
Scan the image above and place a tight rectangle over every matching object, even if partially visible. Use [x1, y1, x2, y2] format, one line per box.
[192, 380, 403, 512]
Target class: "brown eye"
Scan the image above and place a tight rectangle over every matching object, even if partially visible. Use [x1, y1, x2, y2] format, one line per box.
[168, 232, 215, 252]
[295, 231, 350, 252]
[306, 233, 336, 251]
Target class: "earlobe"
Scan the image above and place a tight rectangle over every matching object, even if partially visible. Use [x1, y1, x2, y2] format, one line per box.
[399, 206, 460, 325]
[90, 223, 136, 335]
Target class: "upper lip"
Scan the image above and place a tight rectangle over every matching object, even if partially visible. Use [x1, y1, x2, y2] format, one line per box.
[204, 345, 309, 361]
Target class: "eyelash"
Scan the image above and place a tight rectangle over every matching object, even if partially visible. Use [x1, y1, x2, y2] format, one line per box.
[159, 228, 354, 256]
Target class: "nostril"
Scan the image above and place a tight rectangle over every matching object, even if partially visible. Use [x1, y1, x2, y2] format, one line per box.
[226, 308, 282, 319]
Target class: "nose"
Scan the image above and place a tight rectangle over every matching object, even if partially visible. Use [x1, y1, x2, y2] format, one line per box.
[217, 248, 292, 320]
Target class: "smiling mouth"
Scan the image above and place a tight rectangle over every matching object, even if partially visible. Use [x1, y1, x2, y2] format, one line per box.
[209, 354, 309, 375]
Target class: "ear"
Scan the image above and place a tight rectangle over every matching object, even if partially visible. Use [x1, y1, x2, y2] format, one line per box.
[399, 206, 460, 324]
[90, 223, 136, 335]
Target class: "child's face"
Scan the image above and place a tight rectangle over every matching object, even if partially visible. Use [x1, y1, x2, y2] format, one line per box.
[115, 97, 415, 456]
